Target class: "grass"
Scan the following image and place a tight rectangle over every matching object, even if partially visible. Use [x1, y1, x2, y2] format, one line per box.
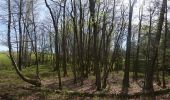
[0, 65, 170, 99]
[0, 69, 21, 84]
[0, 65, 60, 100]
[0, 52, 170, 99]
[0, 65, 53, 84]
[0, 52, 11, 70]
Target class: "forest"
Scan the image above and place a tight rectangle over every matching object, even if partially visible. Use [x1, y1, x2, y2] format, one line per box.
[0, 0, 170, 99]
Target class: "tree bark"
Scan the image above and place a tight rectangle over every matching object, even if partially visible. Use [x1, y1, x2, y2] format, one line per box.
[133, 3, 144, 81]
[122, 0, 136, 94]
[89, 0, 101, 91]
[144, 0, 167, 93]
[162, 0, 168, 88]
[45, 0, 62, 89]
[7, 0, 41, 86]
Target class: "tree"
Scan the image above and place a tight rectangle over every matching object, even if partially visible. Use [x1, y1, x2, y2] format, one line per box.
[18, 0, 23, 71]
[162, 0, 168, 88]
[62, 0, 68, 77]
[7, 0, 41, 87]
[133, 1, 144, 81]
[70, 0, 78, 84]
[144, 0, 167, 93]
[89, 0, 101, 90]
[45, 0, 62, 89]
[122, 0, 136, 94]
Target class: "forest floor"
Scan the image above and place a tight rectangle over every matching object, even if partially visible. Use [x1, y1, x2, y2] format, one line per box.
[0, 65, 170, 100]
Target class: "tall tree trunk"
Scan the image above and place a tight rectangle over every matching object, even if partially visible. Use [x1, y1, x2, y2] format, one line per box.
[133, 3, 144, 81]
[45, 0, 62, 89]
[18, 0, 23, 71]
[144, 0, 167, 93]
[32, 3, 40, 79]
[102, 0, 116, 88]
[162, 1, 168, 88]
[71, 0, 78, 83]
[79, 0, 84, 85]
[89, 0, 101, 91]
[122, 0, 136, 94]
[7, 0, 41, 86]
[62, 0, 68, 77]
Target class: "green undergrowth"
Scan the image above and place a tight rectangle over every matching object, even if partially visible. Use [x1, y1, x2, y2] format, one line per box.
[0, 65, 55, 84]
[0, 52, 11, 70]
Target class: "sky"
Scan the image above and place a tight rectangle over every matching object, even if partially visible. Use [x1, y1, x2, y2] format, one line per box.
[0, 0, 170, 51]
[0, 0, 48, 51]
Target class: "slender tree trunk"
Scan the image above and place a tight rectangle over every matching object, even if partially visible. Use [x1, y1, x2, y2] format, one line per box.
[45, 0, 62, 89]
[62, 0, 68, 77]
[18, 0, 23, 71]
[7, 0, 41, 86]
[133, 4, 143, 81]
[79, 0, 84, 85]
[122, 0, 136, 94]
[71, 0, 78, 83]
[144, 0, 167, 93]
[89, 0, 101, 91]
[162, 0, 168, 88]
[31, 2, 39, 79]
[102, 0, 116, 88]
